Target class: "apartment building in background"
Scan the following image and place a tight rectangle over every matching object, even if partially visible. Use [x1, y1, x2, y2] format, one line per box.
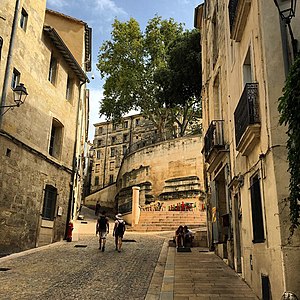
[91, 114, 157, 192]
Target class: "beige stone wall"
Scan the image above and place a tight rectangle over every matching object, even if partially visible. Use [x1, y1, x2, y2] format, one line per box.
[200, 0, 300, 299]
[85, 184, 117, 212]
[45, 10, 85, 67]
[117, 135, 204, 204]
[0, 0, 88, 254]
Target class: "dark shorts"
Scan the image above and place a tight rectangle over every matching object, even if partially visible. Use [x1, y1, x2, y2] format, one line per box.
[115, 233, 124, 238]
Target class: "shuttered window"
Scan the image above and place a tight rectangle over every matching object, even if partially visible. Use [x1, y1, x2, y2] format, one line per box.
[42, 185, 57, 220]
[250, 174, 265, 243]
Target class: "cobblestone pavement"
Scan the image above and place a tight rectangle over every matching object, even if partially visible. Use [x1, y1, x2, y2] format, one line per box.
[0, 231, 168, 300]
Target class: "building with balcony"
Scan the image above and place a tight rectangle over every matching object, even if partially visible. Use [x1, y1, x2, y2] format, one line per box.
[0, 1, 91, 254]
[196, 0, 300, 298]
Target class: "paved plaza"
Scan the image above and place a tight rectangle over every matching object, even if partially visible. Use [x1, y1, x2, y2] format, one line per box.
[0, 210, 258, 300]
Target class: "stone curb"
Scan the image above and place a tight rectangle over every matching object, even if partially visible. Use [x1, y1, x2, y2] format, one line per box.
[145, 238, 170, 300]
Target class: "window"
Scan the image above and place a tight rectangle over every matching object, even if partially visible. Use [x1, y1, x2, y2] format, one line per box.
[109, 161, 115, 171]
[135, 118, 140, 126]
[96, 150, 101, 159]
[0, 36, 3, 60]
[42, 185, 57, 220]
[243, 48, 253, 86]
[250, 174, 265, 243]
[49, 118, 63, 158]
[97, 140, 102, 147]
[48, 53, 57, 84]
[95, 176, 99, 186]
[112, 123, 117, 130]
[66, 75, 73, 100]
[111, 148, 115, 157]
[98, 127, 103, 135]
[123, 134, 128, 142]
[109, 175, 114, 184]
[111, 136, 116, 144]
[11, 68, 20, 89]
[95, 164, 100, 173]
[20, 8, 28, 31]
[124, 121, 128, 128]
[213, 74, 222, 119]
[123, 145, 127, 155]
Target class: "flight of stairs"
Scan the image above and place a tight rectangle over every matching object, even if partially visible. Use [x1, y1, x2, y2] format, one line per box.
[132, 210, 206, 232]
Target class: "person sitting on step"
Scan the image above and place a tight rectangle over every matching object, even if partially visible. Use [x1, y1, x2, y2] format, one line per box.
[175, 225, 184, 248]
[183, 225, 193, 247]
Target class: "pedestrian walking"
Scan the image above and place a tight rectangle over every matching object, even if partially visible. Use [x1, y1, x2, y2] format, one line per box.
[113, 213, 126, 253]
[96, 210, 109, 251]
[95, 200, 101, 216]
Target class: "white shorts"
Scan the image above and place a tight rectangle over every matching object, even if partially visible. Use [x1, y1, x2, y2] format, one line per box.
[99, 231, 107, 239]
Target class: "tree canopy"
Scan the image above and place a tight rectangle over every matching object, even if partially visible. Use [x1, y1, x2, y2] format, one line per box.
[278, 54, 300, 232]
[97, 16, 202, 139]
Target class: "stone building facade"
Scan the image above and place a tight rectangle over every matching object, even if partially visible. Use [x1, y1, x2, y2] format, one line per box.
[196, 0, 300, 299]
[0, 0, 91, 254]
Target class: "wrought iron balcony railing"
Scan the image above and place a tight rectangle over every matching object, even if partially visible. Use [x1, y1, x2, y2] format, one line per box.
[203, 120, 225, 161]
[234, 83, 260, 147]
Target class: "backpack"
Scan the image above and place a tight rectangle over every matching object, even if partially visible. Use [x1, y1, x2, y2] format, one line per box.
[98, 216, 107, 231]
[116, 220, 125, 235]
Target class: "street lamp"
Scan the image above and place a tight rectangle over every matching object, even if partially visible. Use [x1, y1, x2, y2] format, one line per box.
[273, 0, 298, 59]
[0, 83, 28, 115]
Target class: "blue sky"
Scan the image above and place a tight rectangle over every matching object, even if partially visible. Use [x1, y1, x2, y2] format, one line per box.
[46, 0, 203, 140]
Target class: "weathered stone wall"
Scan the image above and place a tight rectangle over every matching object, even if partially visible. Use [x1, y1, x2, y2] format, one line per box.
[116, 136, 204, 211]
[0, 0, 87, 254]
[0, 137, 70, 254]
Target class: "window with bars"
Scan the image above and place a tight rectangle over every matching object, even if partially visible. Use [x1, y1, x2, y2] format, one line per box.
[95, 176, 99, 186]
[42, 185, 57, 220]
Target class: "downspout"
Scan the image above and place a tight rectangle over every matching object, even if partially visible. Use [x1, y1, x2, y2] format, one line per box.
[65, 79, 88, 238]
[0, 0, 21, 127]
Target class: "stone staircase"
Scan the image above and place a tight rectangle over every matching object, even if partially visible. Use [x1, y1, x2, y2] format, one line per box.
[132, 210, 206, 232]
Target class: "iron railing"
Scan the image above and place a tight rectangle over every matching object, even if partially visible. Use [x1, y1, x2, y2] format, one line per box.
[203, 120, 225, 161]
[234, 83, 260, 146]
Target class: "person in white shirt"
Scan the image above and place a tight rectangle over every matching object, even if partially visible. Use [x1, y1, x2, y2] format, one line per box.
[113, 213, 126, 252]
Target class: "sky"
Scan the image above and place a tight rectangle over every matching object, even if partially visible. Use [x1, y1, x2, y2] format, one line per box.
[46, 0, 203, 140]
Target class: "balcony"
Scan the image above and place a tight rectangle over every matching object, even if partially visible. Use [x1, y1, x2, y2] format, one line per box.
[229, 0, 251, 41]
[234, 83, 260, 155]
[203, 120, 227, 172]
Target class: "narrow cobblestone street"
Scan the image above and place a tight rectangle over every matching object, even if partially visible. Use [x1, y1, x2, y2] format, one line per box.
[0, 230, 167, 300]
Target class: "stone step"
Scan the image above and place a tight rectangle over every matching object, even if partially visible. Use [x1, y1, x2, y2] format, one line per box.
[133, 224, 205, 232]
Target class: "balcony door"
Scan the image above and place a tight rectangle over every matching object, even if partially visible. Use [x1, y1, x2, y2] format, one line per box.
[243, 47, 253, 86]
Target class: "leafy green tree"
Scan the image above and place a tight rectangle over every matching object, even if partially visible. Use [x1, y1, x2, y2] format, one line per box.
[154, 30, 202, 136]
[97, 17, 201, 138]
[278, 54, 300, 232]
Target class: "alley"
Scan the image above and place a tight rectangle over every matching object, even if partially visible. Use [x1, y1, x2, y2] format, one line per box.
[0, 230, 166, 300]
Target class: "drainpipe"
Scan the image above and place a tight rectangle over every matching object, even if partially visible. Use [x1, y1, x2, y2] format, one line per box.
[0, 0, 21, 127]
[65, 79, 87, 238]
